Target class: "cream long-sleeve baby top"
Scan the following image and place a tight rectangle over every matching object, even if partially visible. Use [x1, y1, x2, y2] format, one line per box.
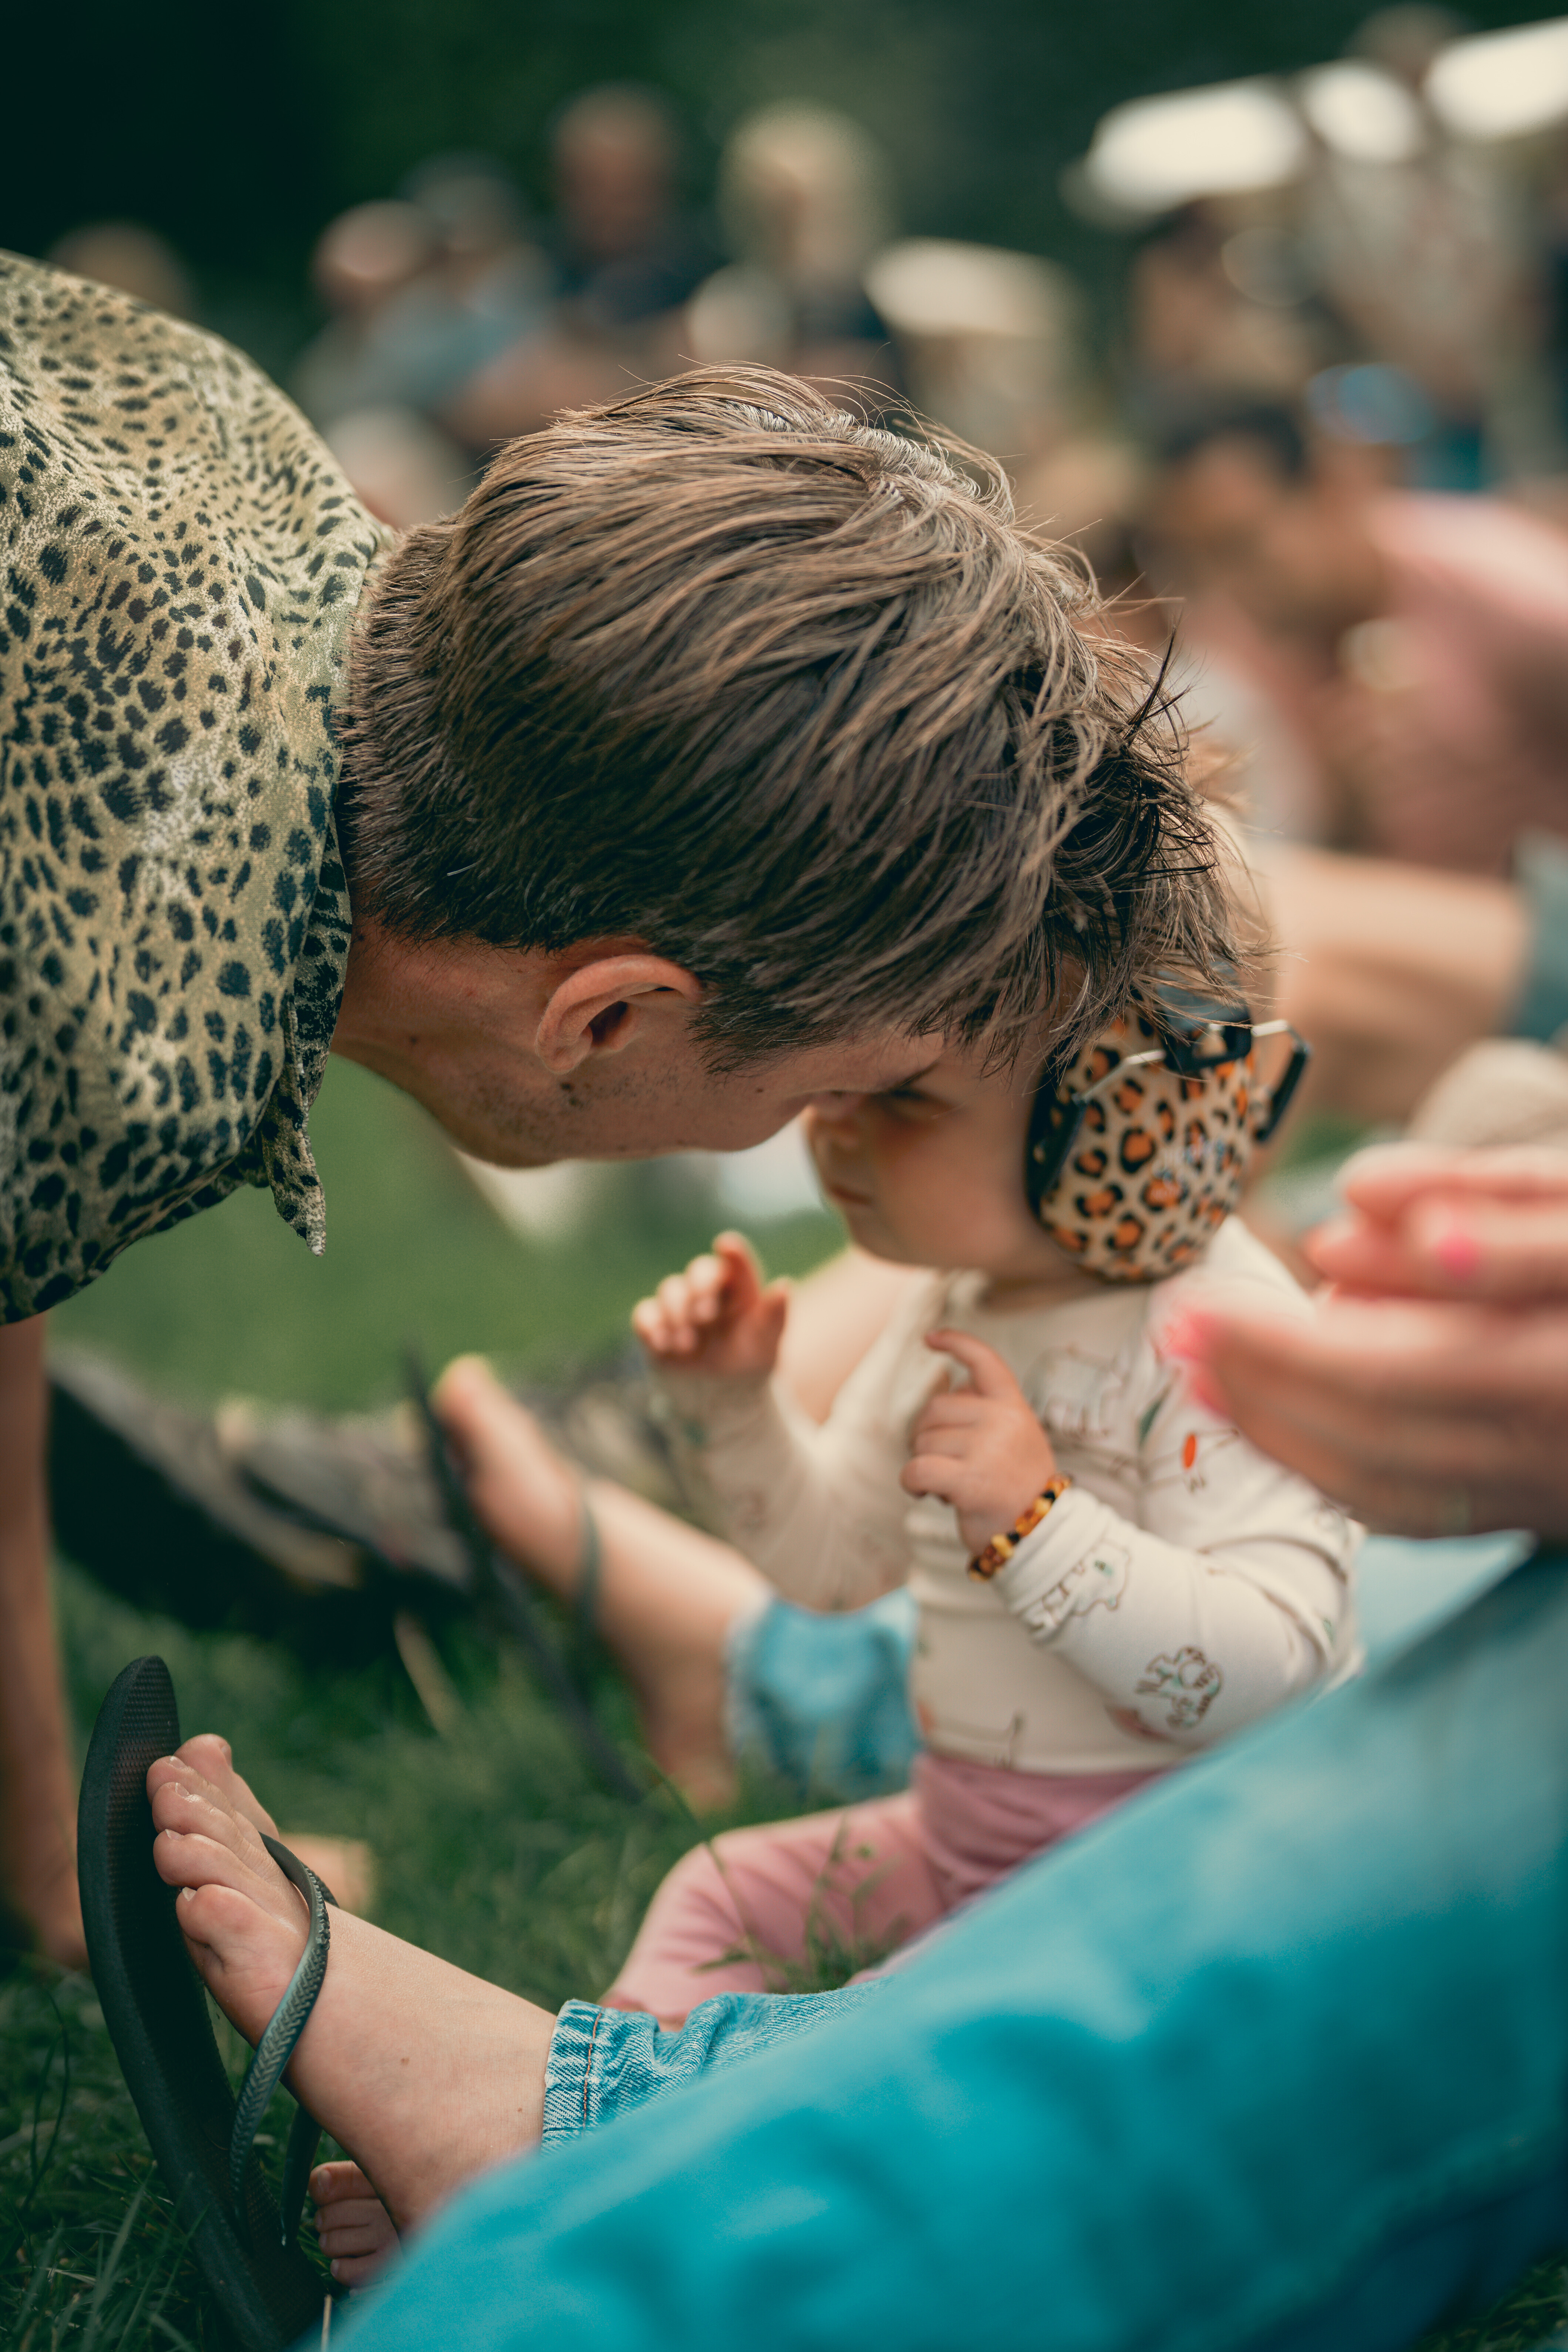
[654, 1217, 1360, 1775]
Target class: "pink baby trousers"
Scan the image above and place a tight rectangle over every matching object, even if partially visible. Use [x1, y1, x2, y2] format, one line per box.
[605, 1751, 1163, 2026]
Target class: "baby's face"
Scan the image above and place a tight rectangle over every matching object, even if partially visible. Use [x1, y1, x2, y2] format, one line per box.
[802, 1044, 1092, 1290]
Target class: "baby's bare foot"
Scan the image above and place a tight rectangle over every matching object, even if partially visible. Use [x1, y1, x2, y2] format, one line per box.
[148, 1744, 555, 2232]
[310, 2160, 399, 2286]
[432, 1356, 581, 1587]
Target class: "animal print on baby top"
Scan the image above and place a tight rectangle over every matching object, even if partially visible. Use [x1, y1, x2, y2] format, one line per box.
[0, 254, 392, 1321]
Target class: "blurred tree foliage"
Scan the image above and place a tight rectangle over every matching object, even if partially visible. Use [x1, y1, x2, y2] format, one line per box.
[1, 0, 1547, 362]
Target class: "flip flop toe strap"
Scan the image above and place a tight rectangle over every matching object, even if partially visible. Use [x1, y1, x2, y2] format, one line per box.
[229, 1835, 338, 2242]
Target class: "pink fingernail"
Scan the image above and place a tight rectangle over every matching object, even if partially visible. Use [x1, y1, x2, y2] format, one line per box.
[1431, 1218, 1482, 1280]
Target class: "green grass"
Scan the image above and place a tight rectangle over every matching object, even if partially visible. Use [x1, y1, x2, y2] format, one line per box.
[3, 1056, 1562, 2348]
[48, 1056, 842, 1411]
[4, 1566, 798, 2352]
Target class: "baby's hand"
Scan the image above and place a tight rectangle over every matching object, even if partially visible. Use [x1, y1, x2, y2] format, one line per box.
[902, 1330, 1059, 1556]
[632, 1232, 789, 1378]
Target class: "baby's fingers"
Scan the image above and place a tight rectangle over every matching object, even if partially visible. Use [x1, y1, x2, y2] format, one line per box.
[673, 1258, 728, 1323]
[634, 1266, 719, 1357]
[631, 1294, 683, 1355]
[912, 1392, 991, 1435]
[906, 1423, 976, 1464]
[924, 1329, 1026, 1401]
[900, 1452, 960, 1500]
[712, 1232, 766, 1313]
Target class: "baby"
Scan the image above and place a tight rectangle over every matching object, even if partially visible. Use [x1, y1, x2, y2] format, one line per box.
[571, 1002, 1359, 2023]
[304, 995, 1357, 2275]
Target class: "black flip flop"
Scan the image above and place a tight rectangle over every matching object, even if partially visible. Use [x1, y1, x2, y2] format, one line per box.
[79, 1656, 340, 2352]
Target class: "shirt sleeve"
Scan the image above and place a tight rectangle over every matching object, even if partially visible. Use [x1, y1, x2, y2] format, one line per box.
[993, 1352, 1358, 1751]
[651, 1287, 935, 1612]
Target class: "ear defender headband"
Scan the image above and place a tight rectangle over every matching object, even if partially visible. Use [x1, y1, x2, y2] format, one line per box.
[1025, 984, 1310, 1284]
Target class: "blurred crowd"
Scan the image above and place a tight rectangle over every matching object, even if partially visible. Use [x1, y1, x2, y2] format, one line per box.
[38, 7, 1568, 971]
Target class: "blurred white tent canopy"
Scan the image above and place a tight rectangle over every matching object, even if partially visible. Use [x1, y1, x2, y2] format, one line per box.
[1425, 15, 1568, 141]
[865, 237, 1080, 453]
[1297, 61, 1426, 161]
[1071, 22, 1568, 230]
[1079, 81, 1308, 216]
[865, 238, 1067, 340]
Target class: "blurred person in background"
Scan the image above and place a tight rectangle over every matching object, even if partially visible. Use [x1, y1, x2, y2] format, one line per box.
[1141, 393, 1568, 872]
[292, 199, 444, 426]
[1302, 6, 1554, 491]
[684, 104, 899, 399]
[46, 221, 195, 320]
[294, 162, 547, 436]
[544, 85, 716, 336]
[446, 85, 717, 447]
[1126, 199, 1327, 415]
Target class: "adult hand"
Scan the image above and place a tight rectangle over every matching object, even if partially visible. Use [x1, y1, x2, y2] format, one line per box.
[1172, 1146, 1568, 1539]
[632, 1232, 790, 1379]
[1309, 1144, 1568, 1303]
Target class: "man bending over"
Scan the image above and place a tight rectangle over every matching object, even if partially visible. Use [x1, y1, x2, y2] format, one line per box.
[1, 250, 1221, 1955]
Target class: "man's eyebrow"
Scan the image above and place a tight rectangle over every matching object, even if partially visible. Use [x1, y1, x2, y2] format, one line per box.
[877, 1057, 943, 1091]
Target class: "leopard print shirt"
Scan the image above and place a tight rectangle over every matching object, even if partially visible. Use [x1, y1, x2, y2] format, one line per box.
[0, 254, 393, 1322]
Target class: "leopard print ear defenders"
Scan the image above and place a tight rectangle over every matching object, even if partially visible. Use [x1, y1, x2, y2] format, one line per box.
[1025, 988, 1310, 1283]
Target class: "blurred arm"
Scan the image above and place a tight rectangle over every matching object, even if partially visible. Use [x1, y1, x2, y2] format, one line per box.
[0, 1317, 84, 1965]
[1265, 848, 1528, 1126]
[655, 1284, 927, 1612]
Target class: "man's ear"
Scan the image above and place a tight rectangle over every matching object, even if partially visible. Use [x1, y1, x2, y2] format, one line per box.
[535, 954, 703, 1075]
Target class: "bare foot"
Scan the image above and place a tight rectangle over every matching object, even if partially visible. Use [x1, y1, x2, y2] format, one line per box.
[430, 1357, 587, 1595]
[310, 2160, 399, 2286]
[434, 1355, 765, 1808]
[148, 1743, 555, 2233]
[165, 1739, 377, 1910]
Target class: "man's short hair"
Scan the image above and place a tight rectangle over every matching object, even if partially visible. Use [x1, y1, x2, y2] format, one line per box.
[339, 369, 1236, 1061]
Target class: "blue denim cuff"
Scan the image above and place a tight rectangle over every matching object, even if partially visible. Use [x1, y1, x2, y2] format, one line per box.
[542, 1982, 887, 2144]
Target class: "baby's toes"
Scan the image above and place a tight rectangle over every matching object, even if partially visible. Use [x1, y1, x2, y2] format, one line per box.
[328, 2248, 396, 2288]
[310, 2163, 400, 2283]
[316, 2200, 397, 2257]
[310, 2159, 377, 2210]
